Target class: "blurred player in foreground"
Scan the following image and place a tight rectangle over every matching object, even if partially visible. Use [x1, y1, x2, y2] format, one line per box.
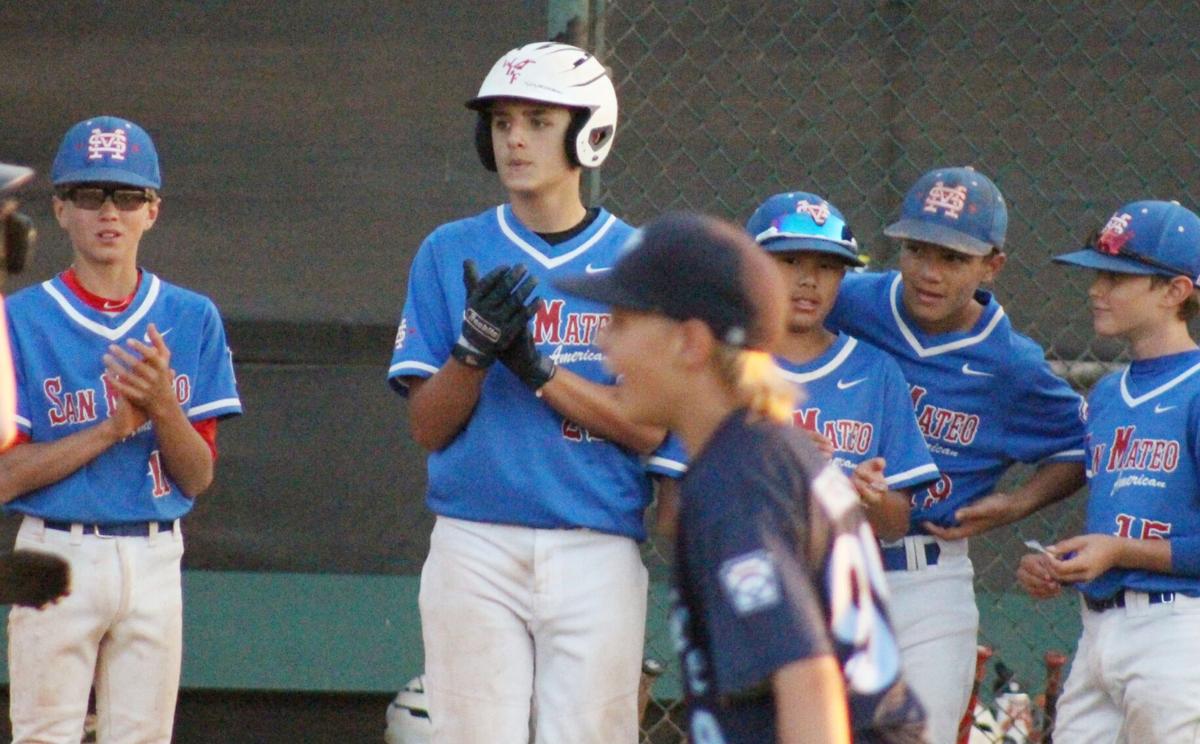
[825, 166, 1087, 743]
[747, 191, 939, 541]
[0, 161, 70, 610]
[557, 212, 926, 743]
[1019, 200, 1200, 742]
[0, 117, 242, 743]
[388, 43, 682, 743]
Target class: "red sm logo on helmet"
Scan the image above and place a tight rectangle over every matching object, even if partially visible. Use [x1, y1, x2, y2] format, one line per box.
[504, 58, 534, 83]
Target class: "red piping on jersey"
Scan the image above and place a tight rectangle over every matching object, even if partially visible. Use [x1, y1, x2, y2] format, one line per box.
[61, 268, 141, 313]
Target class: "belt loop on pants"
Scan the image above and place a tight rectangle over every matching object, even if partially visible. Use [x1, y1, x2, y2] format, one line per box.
[879, 535, 941, 571]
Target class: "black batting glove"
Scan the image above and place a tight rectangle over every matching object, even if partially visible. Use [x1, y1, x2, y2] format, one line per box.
[499, 313, 557, 393]
[451, 260, 538, 369]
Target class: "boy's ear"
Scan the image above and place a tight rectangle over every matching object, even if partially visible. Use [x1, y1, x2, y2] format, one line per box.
[980, 250, 1007, 283]
[1163, 275, 1194, 309]
[677, 319, 717, 370]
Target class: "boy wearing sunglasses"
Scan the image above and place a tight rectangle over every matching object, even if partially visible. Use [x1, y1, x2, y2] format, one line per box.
[0, 116, 242, 742]
[823, 166, 1087, 743]
[1017, 201, 1200, 743]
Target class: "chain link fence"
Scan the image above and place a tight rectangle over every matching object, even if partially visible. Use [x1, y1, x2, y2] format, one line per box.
[555, 1, 1200, 740]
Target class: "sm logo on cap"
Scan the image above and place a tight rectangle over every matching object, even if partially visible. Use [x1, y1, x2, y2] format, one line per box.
[794, 199, 831, 225]
[87, 128, 128, 162]
[923, 181, 970, 220]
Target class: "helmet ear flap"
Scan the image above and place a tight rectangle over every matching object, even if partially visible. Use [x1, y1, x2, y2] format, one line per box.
[564, 109, 588, 168]
[474, 113, 497, 172]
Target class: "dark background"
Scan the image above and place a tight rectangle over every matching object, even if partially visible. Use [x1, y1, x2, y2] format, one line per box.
[2, 0, 551, 576]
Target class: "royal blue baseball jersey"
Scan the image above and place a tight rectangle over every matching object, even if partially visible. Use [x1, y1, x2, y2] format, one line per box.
[670, 410, 925, 743]
[1079, 350, 1200, 600]
[4, 272, 242, 523]
[777, 332, 939, 493]
[388, 205, 684, 540]
[826, 271, 1086, 529]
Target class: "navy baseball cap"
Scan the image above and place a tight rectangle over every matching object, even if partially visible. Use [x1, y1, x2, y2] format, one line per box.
[885, 166, 1007, 255]
[1054, 200, 1200, 286]
[51, 116, 161, 189]
[555, 212, 786, 350]
[0, 163, 34, 193]
[746, 191, 864, 266]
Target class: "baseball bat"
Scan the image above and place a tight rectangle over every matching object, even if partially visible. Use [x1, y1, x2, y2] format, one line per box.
[956, 644, 994, 744]
[1038, 651, 1067, 743]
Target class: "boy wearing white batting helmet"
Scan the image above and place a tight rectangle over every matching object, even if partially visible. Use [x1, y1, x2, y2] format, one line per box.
[1019, 200, 1200, 743]
[824, 167, 1087, 744]
[0, 117, 242, 743]
[388, 42, 683, 743]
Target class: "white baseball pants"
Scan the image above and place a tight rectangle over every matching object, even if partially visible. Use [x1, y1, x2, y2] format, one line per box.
[8, 517, 184, 744]
[419, 516, 647, 744]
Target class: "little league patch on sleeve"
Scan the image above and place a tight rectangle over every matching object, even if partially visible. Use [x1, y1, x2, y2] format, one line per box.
[718, 550, 781, 616]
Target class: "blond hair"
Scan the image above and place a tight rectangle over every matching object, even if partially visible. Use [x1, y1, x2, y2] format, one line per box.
[713, 345, 798, 424]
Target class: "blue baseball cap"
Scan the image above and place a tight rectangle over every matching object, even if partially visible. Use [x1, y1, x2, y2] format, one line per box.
[555, 212, 786, 350]
[51, 116, 161, 189]
[0, 163, 34, 193]
[745, 192, 865, 267]
[885, 166, 1006, 255]
[1054, 201, 1200, 286]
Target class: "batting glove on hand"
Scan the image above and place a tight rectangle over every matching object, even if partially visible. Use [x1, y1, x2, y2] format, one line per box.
[499, 314, 557, 393]
[452, 260, 538, 369]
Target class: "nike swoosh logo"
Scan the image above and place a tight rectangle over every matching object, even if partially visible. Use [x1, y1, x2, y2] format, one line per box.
[143, 328, 173, 343]
[585, 263, 611, 274]
[1155, 403, 1176, 414]
[836, 378, 866, 390]
[961, 363, 994, 377]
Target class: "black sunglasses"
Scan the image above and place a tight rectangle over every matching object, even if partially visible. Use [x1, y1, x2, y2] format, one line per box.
[1084, 227, 1190, 278]
[58, 185, 154, 212]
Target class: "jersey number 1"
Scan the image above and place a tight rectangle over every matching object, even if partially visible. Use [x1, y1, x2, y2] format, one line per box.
[148, 450, 171, 497]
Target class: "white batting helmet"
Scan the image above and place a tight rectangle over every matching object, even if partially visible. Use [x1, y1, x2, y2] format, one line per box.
[466, 41, 618, 170]
[385, 675, 431, 744]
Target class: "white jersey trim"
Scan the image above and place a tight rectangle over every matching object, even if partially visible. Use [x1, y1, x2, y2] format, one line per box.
[647, 455, 687, 474]
[778, 337, 857, 384]
[389, 360, 439, 378]
[888, 274, 1006, 358]
[885, 462, 939, 487]
[42, 275, 162, 342]
[1045, 448, 1086, 460]
[1119, 361, 1200, 407]
[14, 413, 31, 429]
[496, 206, 618, 270]
[188, 398, 242, 418]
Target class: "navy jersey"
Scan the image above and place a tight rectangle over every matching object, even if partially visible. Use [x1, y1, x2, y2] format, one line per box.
[826, 272, 1086, 529]
[777, 332, 939, 493]
[1079, 350, 1200, 600]
[388, 205, 684, 540]
[671, 410, 925, 743]
[4, 272, 242, 523]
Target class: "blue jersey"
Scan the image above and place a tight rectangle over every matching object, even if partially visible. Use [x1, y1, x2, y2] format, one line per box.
[1079, 350, 1200, 600]
[777, 333, 939, 494]
[4, 272, 242, 523]
[388, 205, 684, 540]
[671, 410, 925, 744]
[826, 272, 1086, 529]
